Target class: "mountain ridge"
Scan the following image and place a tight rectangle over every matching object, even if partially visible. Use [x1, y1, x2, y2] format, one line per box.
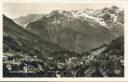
[24, 6, 123, 53]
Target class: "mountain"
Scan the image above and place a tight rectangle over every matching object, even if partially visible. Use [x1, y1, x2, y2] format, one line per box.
[13, 14, 45, 28]
[100, 6, 124, 37]
[3, 15, 64, 59]
[25, 8, 119, 53]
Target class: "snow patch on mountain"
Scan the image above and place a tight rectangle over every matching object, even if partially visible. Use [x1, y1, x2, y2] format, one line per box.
[71, 10, 107, 27]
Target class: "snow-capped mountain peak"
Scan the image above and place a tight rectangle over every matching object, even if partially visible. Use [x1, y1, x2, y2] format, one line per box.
[70, 10, 107, 27]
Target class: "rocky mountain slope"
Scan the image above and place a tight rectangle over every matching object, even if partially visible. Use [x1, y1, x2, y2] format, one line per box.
[24, 6, 124, 53]
[100, 6, 124, 37]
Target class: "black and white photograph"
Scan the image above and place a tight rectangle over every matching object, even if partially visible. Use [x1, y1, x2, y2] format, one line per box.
[2, 2, 125, 78]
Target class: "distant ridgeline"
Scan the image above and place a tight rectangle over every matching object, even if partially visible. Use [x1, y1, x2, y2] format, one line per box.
[3, 6, 124, 77]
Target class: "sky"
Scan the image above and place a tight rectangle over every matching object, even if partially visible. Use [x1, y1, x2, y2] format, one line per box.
[3, 3, 124, 19]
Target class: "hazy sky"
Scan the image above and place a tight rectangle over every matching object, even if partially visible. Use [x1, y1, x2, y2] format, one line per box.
[3, 3, 124, 19]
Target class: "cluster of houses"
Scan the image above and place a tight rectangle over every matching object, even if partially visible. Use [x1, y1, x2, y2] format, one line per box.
[3, 53, 44, 74]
